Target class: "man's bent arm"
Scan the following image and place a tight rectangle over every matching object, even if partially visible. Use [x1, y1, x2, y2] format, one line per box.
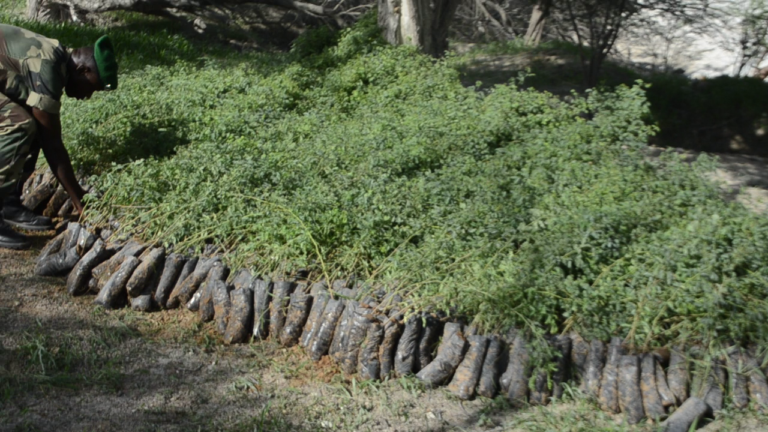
[32, 108, 86, 213]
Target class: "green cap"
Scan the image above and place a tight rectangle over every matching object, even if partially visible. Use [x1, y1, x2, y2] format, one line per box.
[93, 35, 117, 90]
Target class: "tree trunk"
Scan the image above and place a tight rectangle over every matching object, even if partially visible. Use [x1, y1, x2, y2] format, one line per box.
[377, 0, 461, 57]
[524, 0, 551, 46]
[27, 0, 76, 22]
[26, 0, 336, 21]
[26, 0, 40, 18]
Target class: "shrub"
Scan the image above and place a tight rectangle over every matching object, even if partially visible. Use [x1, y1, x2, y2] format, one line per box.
[9, 12, 767, 351]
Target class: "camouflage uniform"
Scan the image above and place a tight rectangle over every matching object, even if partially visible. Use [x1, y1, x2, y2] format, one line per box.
[0, 24, 70, 198]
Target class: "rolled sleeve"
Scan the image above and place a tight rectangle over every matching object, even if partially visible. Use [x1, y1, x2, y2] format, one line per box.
[22, 52, 66, 114]
[26, 91, 61, 114]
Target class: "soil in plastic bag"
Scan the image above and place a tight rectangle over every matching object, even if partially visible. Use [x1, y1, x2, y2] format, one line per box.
[66, 239, 111, 296]
[198, 263, 229, 320]
[186, 289, 203, 311]
[75, 228, 97, 257]
[90, 242, 122, 277]
[135, 258, 163, 312]
[37, 230, 66, 263]
[120, 240, 147, 257]
[167, 257, 217, 309]
[447, 335, 489, 400]
[131, 289, 154, 312]
[269, 281, 296, 339]
[172, 257, 198, 293]
[300, 292, 329, 348]
[230, 269, 253, 291]
[43, 186, 68, 218]
[744, 348, 768, 411]
[63, 223, 82, 249]
[57, 199, 73, 218]
[585, 339, 606, 399]
[727, 347, 749, 410]
[661, 397, 708, 432]
[379, 311, 403, 378]
[364, 296, 382, 311]
[640, 353, 667, 420]
[618, 355, 644, 425]
[94, 256, 140, 309]
[394, 314, 422, 376]
[92, 240, 146, 291]
[551, 334, 572, 399]
[252, 279, 273, 340]
[126, 247, 165, 297]
[87, 277, 98, 293]
[529, 369, 550, 406]
[375, 293, 402, 317]
[503, 332, 531, 406]
[415, 324, 468, 387]
[309, 281, 327, 296]
[416, 314, 441, 372]
[339, 304, 371, 375]
[279, 291, 312, 347]
[570, 332, 589, 391]
[656, 357, 677, 408]
[700, 358, 725, 414]
[308, 299, 345, 361]
[198, 275, 216, 321]
[23, 180, 56, 212]
[92, 255, 124, 291]
[335, 287, 357, 300]
[224, 287, 254, 344]
[358, 320, 384, 381]
[667, 345, 690, 405]
[212, 280, 232, 335]
[598, 337, 625, 413]
[329, 300, 355, 362]
[155, 253, 186, 309]
[436, 322, 461, 358]
[35, 246, 81, 277]
[476, 336, 503, 398]
[130, 294, 152, 312]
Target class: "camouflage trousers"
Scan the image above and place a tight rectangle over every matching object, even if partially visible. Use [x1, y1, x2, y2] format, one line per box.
[0, 92, 37, 200]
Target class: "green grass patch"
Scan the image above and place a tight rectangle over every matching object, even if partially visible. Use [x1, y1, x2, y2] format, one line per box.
[0, 324, 128, 404]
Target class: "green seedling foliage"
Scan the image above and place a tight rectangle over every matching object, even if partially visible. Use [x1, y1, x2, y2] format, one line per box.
[5, 11, 768, 354]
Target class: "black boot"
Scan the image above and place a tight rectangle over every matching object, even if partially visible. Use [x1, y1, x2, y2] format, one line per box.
[0, 217, 31, 250]
[2, 195, 54, 231]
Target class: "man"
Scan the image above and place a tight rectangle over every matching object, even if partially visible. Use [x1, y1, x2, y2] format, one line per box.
[0, 24, 117, 250]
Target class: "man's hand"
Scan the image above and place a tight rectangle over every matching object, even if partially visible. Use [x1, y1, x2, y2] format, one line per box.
[31, 108, 86, 212]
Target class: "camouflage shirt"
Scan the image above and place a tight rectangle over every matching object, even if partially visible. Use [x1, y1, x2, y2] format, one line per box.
[0, 24, 70, 115]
